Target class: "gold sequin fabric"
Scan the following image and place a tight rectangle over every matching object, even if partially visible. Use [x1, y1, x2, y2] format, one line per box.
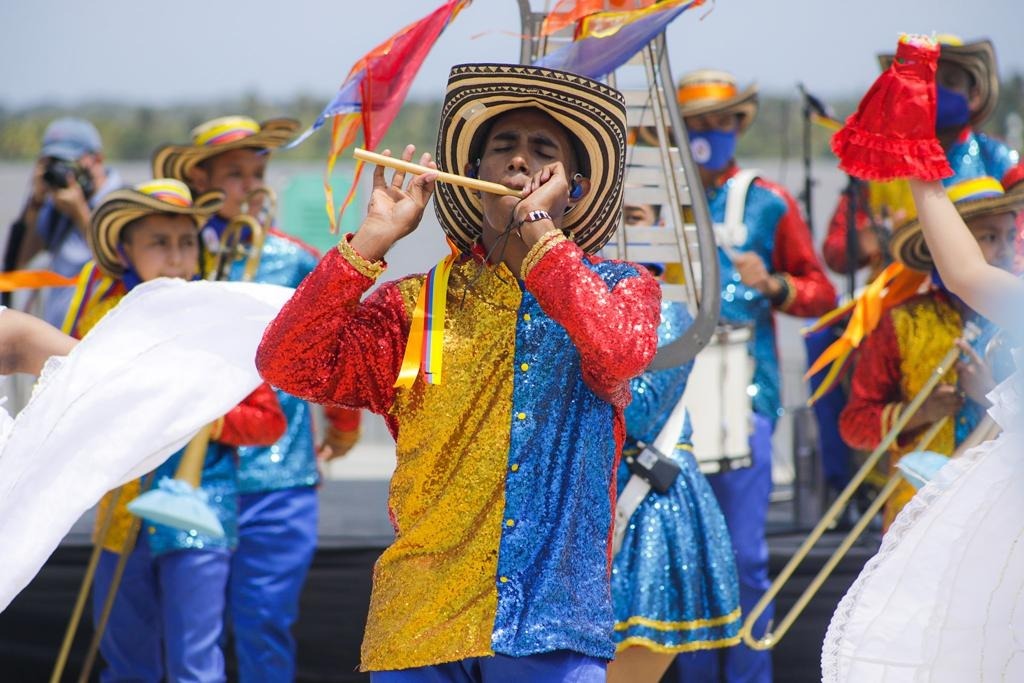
[887, 295, 962, 525]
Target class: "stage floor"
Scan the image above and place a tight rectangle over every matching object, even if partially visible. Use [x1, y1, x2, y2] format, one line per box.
[0, 480, 877, 682]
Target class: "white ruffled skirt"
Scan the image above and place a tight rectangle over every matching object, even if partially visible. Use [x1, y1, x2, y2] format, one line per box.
[0, 278, 293, 611]
[822, 366, 1024, 682]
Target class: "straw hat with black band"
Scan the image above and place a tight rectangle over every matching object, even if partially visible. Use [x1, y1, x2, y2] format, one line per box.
[434, 63, 627, 255]
[676, 69, 759, 133]
[90, 179, 224, 279]
[878, 36, 998, 128]
[152, 116, 299, 181]
[889, 171, 1024, 272]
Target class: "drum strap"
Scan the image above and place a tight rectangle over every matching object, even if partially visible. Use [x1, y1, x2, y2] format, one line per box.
[714, 169, 761, 251]
[612, 391, 689, 555]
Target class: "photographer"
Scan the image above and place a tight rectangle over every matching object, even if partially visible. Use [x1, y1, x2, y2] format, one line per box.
[5, 118, 122, 326]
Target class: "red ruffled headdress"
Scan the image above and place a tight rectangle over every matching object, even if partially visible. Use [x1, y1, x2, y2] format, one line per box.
[832, 35, 953, 182]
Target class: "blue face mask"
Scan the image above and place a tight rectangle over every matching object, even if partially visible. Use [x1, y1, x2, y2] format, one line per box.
[689, 130, 737, 172]
[935, 84, 971, 131]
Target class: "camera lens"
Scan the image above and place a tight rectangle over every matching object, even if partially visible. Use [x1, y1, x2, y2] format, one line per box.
[43, 159, 72, 189]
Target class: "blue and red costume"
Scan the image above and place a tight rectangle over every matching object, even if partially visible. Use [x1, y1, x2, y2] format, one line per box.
[677, 164, 835, 683]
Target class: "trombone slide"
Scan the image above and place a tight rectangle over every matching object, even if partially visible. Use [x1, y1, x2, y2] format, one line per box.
[739, 326, 978, 650]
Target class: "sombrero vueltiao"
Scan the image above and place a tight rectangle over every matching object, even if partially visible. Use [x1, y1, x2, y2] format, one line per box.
[434, 63, 627, 255]
[676, 69, 759, 133]
[152, 116, 299, 181]
[878, 35, 998, 127]
[90, 179, 224, 278]
[889, 168, 1024, 272]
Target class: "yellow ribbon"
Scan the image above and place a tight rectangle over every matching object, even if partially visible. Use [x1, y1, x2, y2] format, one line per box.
[394, 242, 460, 389]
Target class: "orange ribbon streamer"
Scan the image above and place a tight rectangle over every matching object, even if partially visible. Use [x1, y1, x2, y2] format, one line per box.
[803, 262, 927, 405]
[0, 270, 77, 292]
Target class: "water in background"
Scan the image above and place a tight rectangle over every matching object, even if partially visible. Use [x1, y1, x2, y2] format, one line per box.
[0, 158, 853, 481]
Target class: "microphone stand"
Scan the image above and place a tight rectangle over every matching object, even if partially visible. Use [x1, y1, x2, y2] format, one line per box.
[797, 84, 816, 239]
[843, 175, 861, 300]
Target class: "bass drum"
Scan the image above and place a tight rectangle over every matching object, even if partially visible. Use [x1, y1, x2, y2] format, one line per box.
[682, 324, 754, 475]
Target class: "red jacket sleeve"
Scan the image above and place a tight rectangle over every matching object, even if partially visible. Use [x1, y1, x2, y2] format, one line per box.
[255, 241, 410, 423]
[766, 184, 837, 318]
[839, 313, 905, 451]
[823, 189, 873, 274]
[217, 382, 286, 447]
[525, 238, 662, 408]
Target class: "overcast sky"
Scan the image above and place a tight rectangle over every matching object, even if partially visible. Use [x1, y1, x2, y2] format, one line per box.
[1, 0, 1021, 109]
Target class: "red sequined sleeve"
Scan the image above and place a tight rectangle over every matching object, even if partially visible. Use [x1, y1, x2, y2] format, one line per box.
[823, 189, 873, 274]
[525, 238, 661, 408]
[217, 382, 287, 447]
[256, 242, 410, 418]
[765, 183, 837, 318]
[839, 312, 905, 450]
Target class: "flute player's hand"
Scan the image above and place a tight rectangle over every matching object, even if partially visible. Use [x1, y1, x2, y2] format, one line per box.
[350, 144, 438, 263]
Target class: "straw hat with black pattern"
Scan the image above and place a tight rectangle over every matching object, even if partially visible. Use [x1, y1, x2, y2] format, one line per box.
[152, 116, 299, 181]
[434, 63, 627, 255]
[878, 35, 999, 127]
[889, 170, 1024, 272]
[676, 69, 759, 133]
[90, 179, 224, 278]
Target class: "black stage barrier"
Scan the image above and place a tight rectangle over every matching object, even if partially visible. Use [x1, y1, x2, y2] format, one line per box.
[0, 481, 876, 682]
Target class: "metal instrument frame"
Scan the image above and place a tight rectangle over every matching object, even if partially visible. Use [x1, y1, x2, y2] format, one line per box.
[516, 0, 720, 369]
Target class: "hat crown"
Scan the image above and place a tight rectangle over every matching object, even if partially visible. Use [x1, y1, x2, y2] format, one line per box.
[134, 179, 195, 207]
[677, 69, 742, 104]
[191, 116, 262, 148]
[677, 69, 739, 90]
[41, 117, 102, 159]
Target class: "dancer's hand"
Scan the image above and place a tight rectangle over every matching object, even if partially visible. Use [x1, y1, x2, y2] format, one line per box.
[517, 162, 571, 244]
[911, 383, 964, 429]
[351, 145, 438, 262]
[956, 338, 995, 407]
[732, 251, 784, 299]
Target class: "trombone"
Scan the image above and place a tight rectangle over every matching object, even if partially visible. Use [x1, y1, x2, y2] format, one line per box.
[209, 187, 274, 281]
[738, 322, 982, 650]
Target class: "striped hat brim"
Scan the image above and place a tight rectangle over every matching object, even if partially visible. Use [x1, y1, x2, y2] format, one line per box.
[890, 181, 1024, 271]
[151, 118, 299, 181]
[434, 63, 627, 255]
[89, 189, 224, 279]
[878, 39, 998, 127]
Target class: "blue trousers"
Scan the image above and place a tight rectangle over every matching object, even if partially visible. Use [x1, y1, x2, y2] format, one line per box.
[229, 486, 319, 682]
[804, 325, 853, 492]
[92, 533, 230, 683]
[370, 650, 607, 683]
[675, 413, 774, 683]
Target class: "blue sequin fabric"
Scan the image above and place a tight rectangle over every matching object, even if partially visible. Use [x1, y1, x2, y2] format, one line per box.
[707, 180, 786, 421]
[943, 130, 1019, 185]
[145, 442, 238, 556]
[490, 259, 639, 660]
[206, 218, 321, 494]
[611, 302, 741, 652]
[955, 314, 1000, 444]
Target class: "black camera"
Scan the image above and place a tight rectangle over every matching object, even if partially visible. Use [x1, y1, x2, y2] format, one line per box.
[42, 158, 95, 197]
[624, 441, 681, 494]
